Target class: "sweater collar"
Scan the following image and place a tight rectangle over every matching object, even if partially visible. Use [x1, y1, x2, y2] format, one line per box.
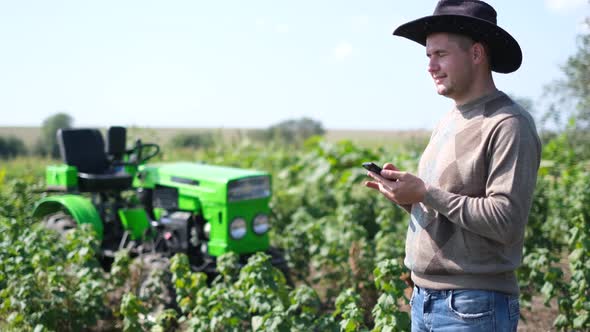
[456, 90, 505, 113]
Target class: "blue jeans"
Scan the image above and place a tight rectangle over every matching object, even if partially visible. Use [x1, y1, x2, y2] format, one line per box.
[410, 286, 520, 331]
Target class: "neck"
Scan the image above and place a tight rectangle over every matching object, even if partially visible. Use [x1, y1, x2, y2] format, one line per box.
[454, 72, 497, 106]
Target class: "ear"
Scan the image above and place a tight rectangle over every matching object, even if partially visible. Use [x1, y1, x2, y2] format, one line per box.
[472, 43, 486, 65]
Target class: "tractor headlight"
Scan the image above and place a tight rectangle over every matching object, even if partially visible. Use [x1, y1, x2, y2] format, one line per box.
[228, 176, 270, 202]
[203, 222, 211, 239]
[253, 214, 270, 235]
[230, 218, 247, 239]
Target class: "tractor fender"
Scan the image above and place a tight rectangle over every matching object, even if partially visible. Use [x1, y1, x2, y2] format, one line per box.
[33, 195, 104, 239]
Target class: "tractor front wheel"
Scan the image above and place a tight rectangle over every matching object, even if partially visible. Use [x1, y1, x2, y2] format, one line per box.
[43, 211, 77, 237]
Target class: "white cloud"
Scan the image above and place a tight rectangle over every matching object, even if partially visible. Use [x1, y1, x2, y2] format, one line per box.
[275, 24, 289, 33]
[333, 42, 353, 59]
[545, 0, 587, 11]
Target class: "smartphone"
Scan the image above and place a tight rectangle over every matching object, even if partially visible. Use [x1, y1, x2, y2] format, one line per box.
[362, 162, 383, 174]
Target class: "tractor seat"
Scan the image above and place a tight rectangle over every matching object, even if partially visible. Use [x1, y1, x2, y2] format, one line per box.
[57, 128, 132, 192]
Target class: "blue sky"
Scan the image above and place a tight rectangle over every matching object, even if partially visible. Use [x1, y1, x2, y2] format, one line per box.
[0, 1, 588, 130]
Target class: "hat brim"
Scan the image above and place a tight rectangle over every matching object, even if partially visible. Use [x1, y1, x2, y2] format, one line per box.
[393, 14, 522, 73]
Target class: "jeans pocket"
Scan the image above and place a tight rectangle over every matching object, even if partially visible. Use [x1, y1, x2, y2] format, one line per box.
[448, 289, 494, 320]
[508, 296, 520, 322]
[410, 287, 416, 306]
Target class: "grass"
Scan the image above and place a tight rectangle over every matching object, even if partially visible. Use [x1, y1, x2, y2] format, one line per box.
[0, 156, 53, 181]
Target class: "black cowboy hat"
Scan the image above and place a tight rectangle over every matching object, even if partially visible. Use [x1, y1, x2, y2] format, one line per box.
[393, 0, 522, 73]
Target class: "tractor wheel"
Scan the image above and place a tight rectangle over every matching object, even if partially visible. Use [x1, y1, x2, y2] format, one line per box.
[43, 211, 77, 237]
[268, 247, 294, 287]
[42, 211, 117, 270]
[136, 253, 176, 313]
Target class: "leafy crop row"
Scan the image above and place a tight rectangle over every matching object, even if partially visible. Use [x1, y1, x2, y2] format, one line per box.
[0, 135, 588, 330]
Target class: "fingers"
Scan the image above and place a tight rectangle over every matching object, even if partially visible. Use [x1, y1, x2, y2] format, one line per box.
[364, 180, 380, 190]
[381, 169, 403, 180]
[364, 164, 426, 205]
[366, 171, 390, 185]
[364, 180, 398, 202]
[366, 171, 395, 191]
[383, 163, 399, 171]
[382, 163, 402, 181]
[366, 170, 384, 181]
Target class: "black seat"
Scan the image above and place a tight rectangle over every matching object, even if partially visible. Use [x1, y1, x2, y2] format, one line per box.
[57, 128, 132, 192]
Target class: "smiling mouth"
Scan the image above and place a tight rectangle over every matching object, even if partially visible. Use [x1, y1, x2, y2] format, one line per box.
[433, 76, 446, 83]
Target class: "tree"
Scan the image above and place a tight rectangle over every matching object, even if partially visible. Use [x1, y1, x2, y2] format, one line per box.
[0, 136, 27, 159]
[543, 18, 590, 130]
[34, 113, 74, 158]
[169, 132, 215, 149]
[250, 117, 325, 144]
[509, 94, 535, 114]
[540, 15, 590, 159]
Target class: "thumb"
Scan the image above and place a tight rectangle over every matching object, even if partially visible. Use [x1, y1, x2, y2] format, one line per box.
[383, 163, 399, 171]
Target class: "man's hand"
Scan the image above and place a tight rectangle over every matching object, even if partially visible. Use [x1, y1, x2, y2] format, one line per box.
[364, 163, 427, 205]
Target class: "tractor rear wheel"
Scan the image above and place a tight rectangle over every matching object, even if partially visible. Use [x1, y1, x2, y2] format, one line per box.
[43, 211, 77, 237]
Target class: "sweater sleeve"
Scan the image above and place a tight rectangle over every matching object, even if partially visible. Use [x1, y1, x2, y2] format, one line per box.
[422, 116, 540, 244]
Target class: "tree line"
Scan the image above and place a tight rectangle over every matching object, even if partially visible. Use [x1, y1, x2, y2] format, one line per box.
[0, 113, 73, 159]
[0, 115, 325, 159]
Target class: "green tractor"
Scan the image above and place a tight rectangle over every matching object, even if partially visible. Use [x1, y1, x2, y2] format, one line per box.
[33, 126, 287, 276]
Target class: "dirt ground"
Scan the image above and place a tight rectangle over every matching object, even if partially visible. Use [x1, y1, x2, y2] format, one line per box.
[518, 295, 559, 332]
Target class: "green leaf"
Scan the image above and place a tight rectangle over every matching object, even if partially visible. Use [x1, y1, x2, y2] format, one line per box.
[573, 312, 589, 328]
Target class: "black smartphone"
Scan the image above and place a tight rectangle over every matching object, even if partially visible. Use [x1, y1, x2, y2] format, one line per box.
[362, 162, 383, 174]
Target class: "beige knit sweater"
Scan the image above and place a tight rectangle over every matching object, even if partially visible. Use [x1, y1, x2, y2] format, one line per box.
[405, 90, 541, 295]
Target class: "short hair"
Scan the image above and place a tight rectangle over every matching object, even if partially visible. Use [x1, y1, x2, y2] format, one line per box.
[449, 34, 475, 52]
[449, 33, 492, 67]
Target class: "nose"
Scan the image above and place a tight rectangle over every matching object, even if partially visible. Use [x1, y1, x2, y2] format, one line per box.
[428, 58, 439, 74]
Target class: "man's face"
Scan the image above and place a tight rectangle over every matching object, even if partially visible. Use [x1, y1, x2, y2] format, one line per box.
[426, 32, 475, 101]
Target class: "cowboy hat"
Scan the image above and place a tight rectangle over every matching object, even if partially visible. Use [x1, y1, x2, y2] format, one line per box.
[393, 0, 522, 73]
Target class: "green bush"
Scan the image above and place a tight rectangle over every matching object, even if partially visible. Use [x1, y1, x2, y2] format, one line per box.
[0, 135, 27, 159]
[249, 117, 325, 145]
[33, 112, 73, 158]
[169, 132, 215, 149]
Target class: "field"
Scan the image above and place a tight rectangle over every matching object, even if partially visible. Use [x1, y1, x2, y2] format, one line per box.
[0, 126, 430, 149]
[0, 129, 588, 331]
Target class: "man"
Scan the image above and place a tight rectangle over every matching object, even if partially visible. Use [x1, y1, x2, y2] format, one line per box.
[364, 1, 541, 331]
